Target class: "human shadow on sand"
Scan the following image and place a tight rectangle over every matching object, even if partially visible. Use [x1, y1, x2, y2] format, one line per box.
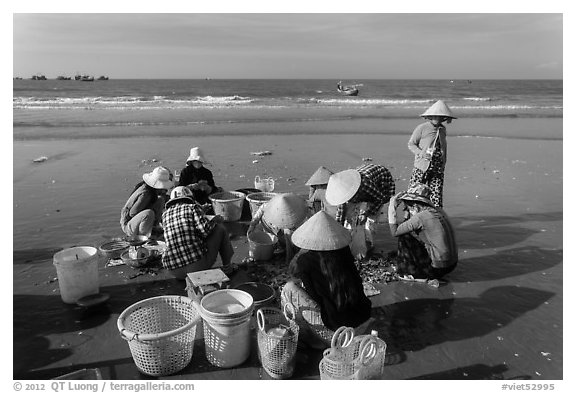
[452, 211, 562, 250]
[409, 363, 533, 380]
[371, 285, 554, 353]
[448, 245, 562, 283]
[13, 276, 185, 379]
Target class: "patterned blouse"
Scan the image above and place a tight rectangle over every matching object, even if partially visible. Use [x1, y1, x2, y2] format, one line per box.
[336, 163, 395, 223]
[161, 202, 216, 270]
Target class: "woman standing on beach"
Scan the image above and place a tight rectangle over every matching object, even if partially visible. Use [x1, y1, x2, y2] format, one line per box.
[408, 100, 457, 208]
[387, 184, 458, 280]
[120, 166, 174, 238]
[177, 147, 218, 205]
[281, 211, 371, 348]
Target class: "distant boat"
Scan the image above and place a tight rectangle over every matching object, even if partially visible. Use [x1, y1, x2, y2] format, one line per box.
[337, 81, 359, 96]
[75, 74, 94, 81]
[13, 77, 23, 80]
[31, 74, 47, 80]
[56, 75, 72, 80]
[97, 76, 109, 81]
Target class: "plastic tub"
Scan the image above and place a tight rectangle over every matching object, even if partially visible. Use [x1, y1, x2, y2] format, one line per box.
[53, 246, 100, 304]
[248, 231, 277, 261]
[246, 192, 277, 216]
[234, 282, 276, 310]
[209, 191, 246, 222]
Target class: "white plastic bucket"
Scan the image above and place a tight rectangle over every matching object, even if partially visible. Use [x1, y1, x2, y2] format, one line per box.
[53, 246, 100, 304]
[199, 289, 254, 368]
[248, 231, 277, 261]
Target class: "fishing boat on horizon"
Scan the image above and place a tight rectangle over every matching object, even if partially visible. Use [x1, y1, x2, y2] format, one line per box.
[75, 73, 95, 82]
[31, 73, 47, 80]
[337, 80, 359, 96]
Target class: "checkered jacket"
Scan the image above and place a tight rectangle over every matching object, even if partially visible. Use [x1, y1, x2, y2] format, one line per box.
[336, 163, 395, 223]
[161, 202, 215, 270]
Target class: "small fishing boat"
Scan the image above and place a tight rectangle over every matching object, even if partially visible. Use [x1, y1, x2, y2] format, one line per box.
[75, 74, 95, 81]
[337, 81, 359, 96]
[56, 75, 72, 80]
[97, 76, 109, 81]
[31, 74, 47, 80]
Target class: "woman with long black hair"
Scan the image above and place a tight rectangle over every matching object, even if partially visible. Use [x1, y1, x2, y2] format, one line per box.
[280, 211, 371, 348]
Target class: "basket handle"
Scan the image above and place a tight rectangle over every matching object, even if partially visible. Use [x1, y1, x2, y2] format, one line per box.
[358, 336, 378, 366]
[256, 308, 266, 332]
[283, 302, 296, 322]
[331, 326, 355, 349]
[119, 328, 138, 342]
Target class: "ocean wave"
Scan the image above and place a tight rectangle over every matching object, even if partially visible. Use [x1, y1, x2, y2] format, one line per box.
[316, 98, 435, 105]
[462, 97, 492, 101]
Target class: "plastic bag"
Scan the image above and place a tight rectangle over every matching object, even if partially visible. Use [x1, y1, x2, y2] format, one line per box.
[254, 176, 275, 192]
[350, 224, 368, 260]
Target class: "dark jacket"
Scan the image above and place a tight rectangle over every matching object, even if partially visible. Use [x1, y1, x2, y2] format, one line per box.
[178, 165, 217, 204]
[289, 249, 371, 331]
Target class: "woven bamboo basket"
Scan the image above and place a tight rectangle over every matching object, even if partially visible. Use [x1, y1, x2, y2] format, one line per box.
[256, 305, 299, 379]
[319, 327, 387, 380]
[117, 296, 201, 376]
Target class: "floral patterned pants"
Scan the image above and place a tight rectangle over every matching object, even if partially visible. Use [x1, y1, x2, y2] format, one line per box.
[409, 148, 445, 208]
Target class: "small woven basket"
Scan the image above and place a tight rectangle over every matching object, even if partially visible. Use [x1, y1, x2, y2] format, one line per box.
[117, 296, 201, 376]
[257, 305, 299, 379]
[319, 327, 387, 380]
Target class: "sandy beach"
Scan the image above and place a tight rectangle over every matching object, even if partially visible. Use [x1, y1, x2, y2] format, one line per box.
[12, 119, 562, 380]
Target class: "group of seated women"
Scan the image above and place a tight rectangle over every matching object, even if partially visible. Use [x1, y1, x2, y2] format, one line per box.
[119, 146, 458, 349]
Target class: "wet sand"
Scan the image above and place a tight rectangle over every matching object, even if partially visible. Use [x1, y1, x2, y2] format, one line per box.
[12, 131, 563, 380]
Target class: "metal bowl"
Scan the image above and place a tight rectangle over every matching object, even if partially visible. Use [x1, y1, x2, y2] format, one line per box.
[120, 250, 151, 269]
[125, 235, 149, 246]
[99, 240, 130, 259]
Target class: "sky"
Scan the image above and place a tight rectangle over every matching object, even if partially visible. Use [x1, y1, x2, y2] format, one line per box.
[12, 12, 563, 79]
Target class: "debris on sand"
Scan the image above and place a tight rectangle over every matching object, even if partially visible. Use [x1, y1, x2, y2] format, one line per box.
[33, 156, 48, 163]
[250, 151, 273, 156]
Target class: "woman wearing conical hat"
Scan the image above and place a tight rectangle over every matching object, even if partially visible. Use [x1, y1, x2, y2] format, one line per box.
[387, 183, 458, 280]
[305, 166, 338, 217]
[247, 193, 308, 263]
[280, 211, 371, 349]
[408, 100, 457, 208]
[177, 146, 219, 205]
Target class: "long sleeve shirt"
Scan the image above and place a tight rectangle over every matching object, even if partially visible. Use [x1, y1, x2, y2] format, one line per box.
[336, 164, 395, 223]
[288, 249, 371, 331]
[161, 202, 216, 270]
[389, 208, 457, 269]
[408, 122, 448, 172]
[178, 165, 217, 204]
[120, 183, 160, 228]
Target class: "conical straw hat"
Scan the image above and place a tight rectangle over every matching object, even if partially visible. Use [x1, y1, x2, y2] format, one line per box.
[291, 211, 352, 251]
[262, 193, 308, 230]
[305, 166, 334, 186]
[325, 169, 361, 206]
[420, 100, 457, 119]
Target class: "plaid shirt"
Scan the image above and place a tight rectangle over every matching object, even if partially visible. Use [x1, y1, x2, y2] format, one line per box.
[336, 163, 395, 223]
[161, 202, 215, 270]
